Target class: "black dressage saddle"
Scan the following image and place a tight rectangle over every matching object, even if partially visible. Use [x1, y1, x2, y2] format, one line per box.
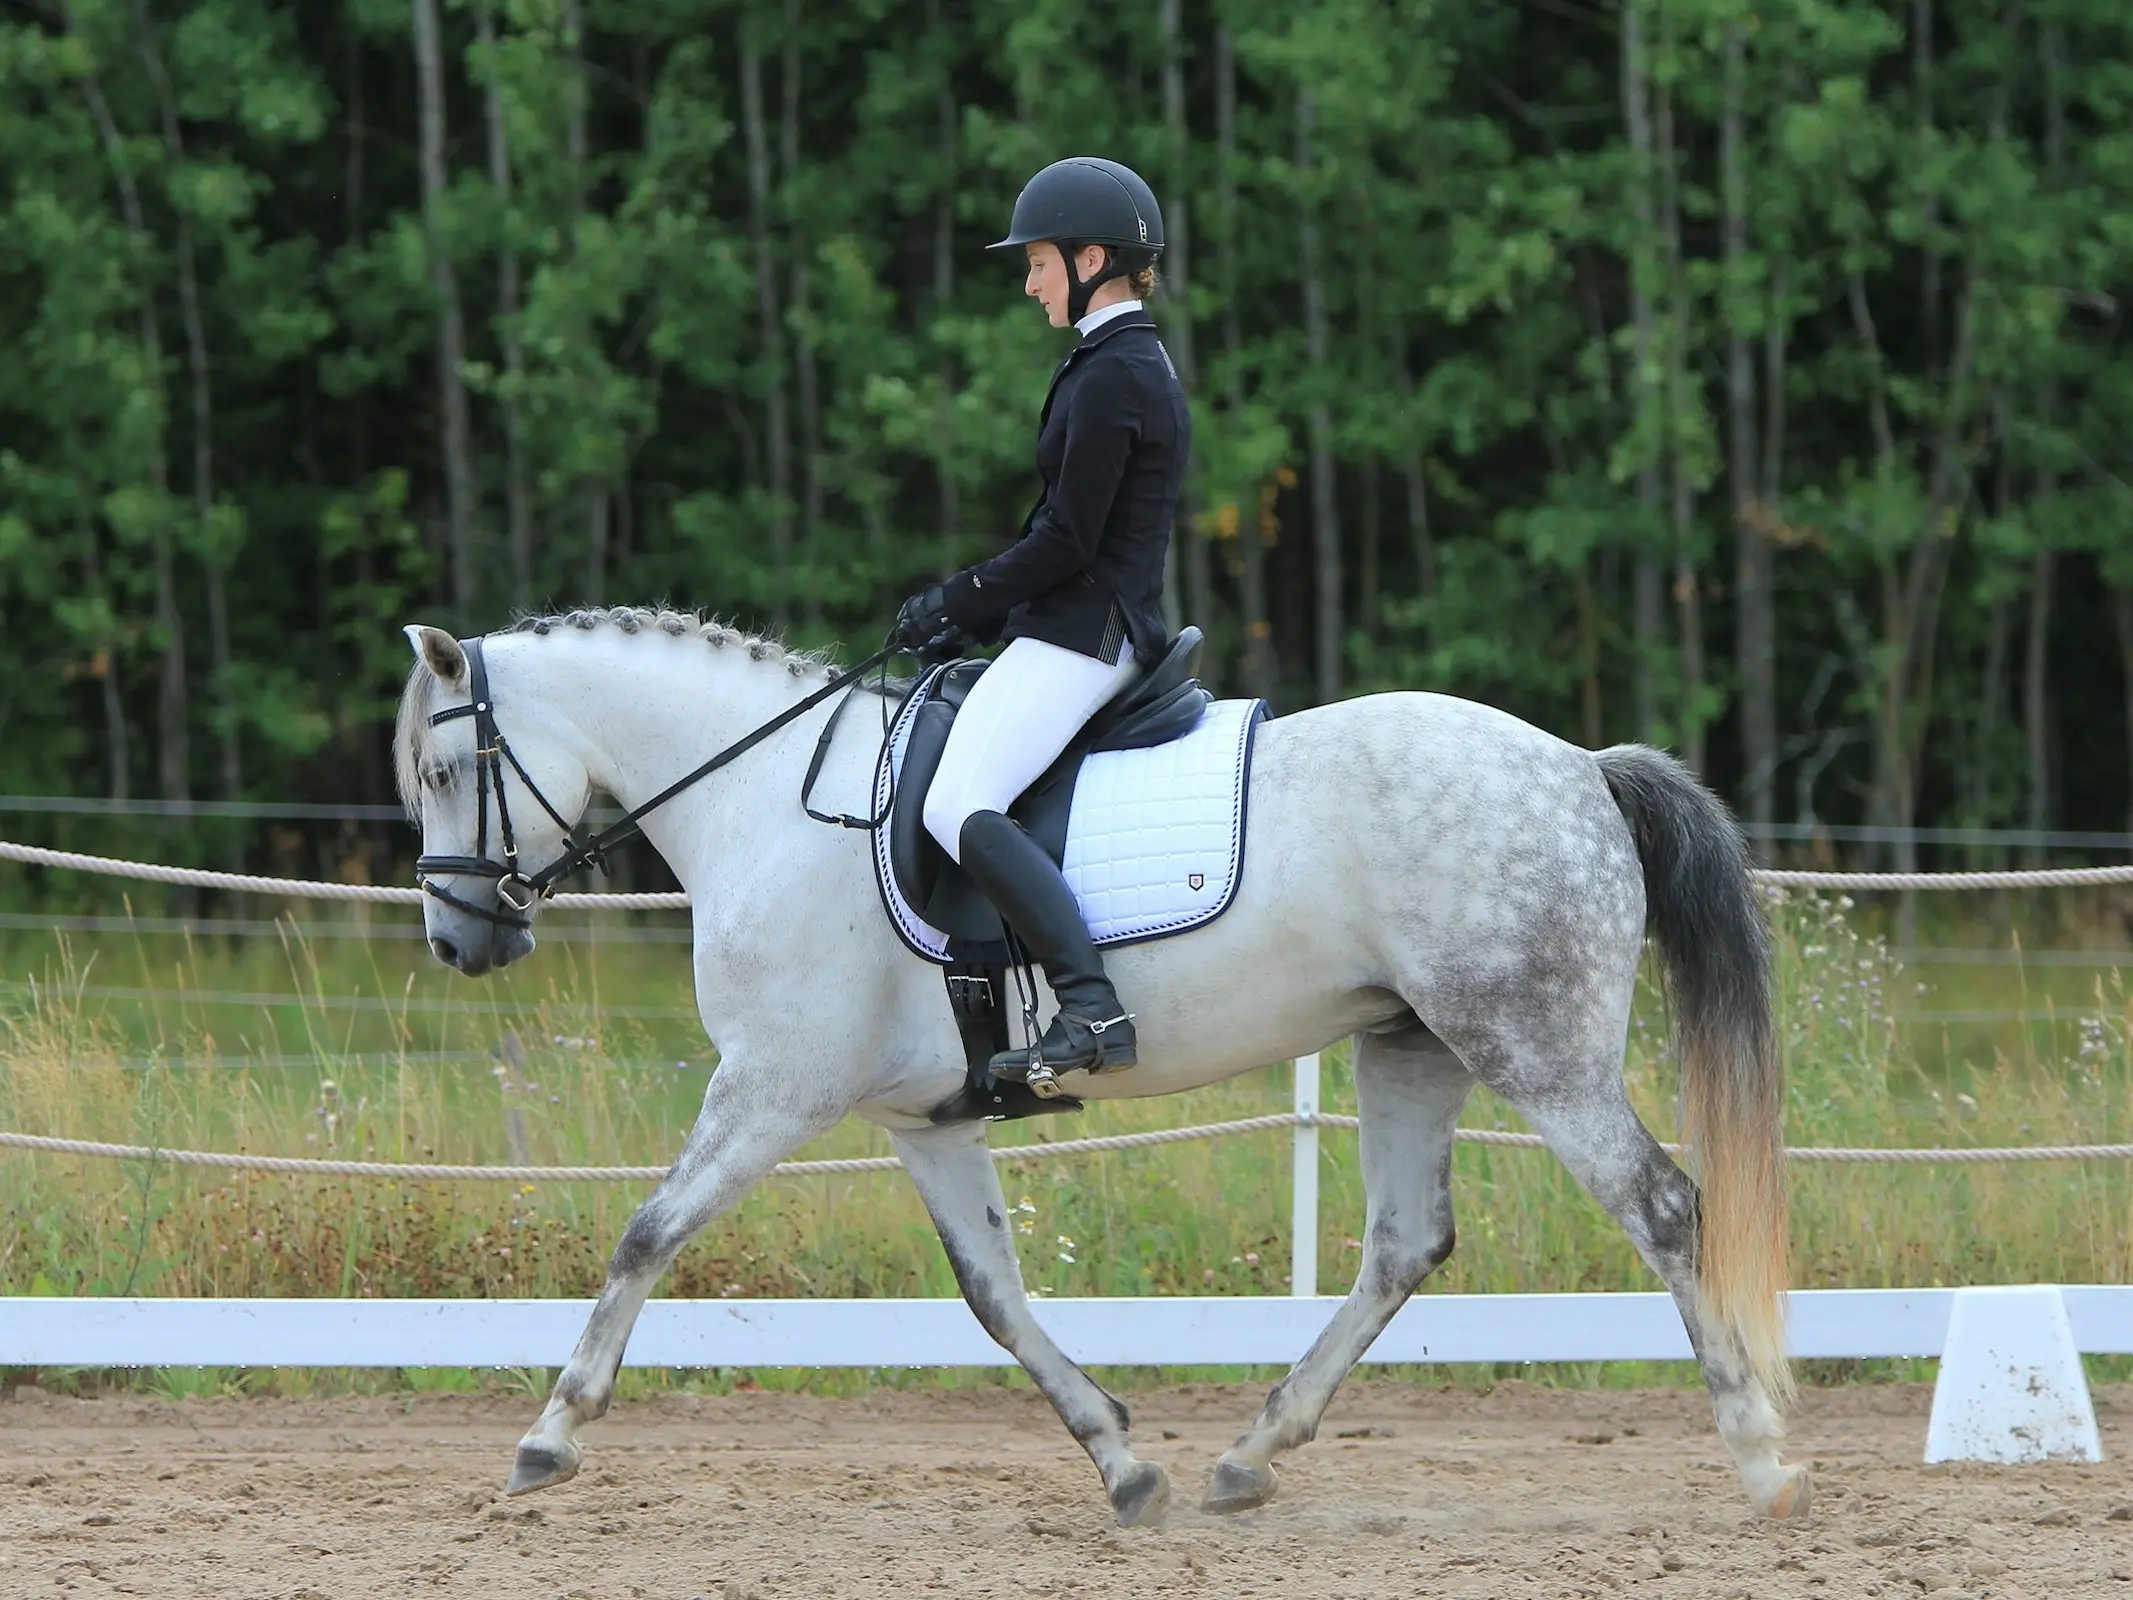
[889, 625, 1211, 952]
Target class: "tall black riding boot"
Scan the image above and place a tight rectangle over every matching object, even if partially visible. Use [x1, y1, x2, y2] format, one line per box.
[957, 810, 1137, 1089]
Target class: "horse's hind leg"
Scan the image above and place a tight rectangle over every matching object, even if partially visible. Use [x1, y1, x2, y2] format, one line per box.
[891, 1122, 1170, 1529]
[1505, 1078, 1810, 1519]
[1204, 1026, 1470, 1514]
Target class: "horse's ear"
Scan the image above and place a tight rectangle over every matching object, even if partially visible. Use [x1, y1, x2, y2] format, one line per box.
[404, 624, 467, 686]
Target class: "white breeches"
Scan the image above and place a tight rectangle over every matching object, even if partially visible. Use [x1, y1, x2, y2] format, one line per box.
[922, 637, 1140, 862]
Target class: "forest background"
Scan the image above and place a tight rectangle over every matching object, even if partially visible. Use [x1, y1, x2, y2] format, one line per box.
[3, 0, 2131, 888]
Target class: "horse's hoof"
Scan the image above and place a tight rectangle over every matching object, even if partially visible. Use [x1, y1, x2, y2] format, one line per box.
[506, 1440, 582, 1496]
[1200, 1456, 1278, 1515]
[1110, 1461, 1170, 1529]
[1760, 1465, 1813, 1521]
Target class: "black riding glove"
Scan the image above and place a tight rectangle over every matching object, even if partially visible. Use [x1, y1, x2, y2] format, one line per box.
[891, 585, 951, 651]
[914, 623, 974, 665]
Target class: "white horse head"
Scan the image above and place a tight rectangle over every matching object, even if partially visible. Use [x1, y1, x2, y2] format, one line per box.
[398, 623, 594, 975]
[399, 608, 850, 978]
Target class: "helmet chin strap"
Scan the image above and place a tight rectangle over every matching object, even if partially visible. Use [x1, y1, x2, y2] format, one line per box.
[1061, 241, 1131, 326]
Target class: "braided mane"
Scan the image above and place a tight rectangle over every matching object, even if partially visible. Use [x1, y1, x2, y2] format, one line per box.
[396, 606, 859, 818]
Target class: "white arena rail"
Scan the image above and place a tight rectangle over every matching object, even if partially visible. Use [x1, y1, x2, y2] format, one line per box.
[0, 1286, 2125, 1369]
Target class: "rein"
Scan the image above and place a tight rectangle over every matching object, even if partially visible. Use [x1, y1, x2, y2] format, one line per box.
[415, 636, 895, 928]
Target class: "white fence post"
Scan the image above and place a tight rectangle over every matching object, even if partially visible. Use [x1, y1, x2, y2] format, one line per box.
[1291, 1052, 1320, 1297]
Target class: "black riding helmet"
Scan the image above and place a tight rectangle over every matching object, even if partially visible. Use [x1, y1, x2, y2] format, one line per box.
[990, 157, 1166, 325]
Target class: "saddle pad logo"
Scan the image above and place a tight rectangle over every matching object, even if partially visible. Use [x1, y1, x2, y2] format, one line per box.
[1189, 873, 1206, 891]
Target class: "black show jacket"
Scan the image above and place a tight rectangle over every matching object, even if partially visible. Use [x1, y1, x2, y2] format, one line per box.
[938, 312, 1189, 666]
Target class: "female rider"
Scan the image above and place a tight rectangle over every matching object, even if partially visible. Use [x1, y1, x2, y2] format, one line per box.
[892, 156, 1190, 1085]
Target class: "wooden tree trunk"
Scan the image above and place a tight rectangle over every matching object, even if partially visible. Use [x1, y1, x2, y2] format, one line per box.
[136, 3, 243, 819]
[1761, 258, 1794, 820]
[1866, 8, 2007, 871]
[1217, 25, 1276, 702]
[1296, 88, 1341, 705]
[1619, 0, 1666, 746]
[783, 0, 824, 627]
[564, 0, 608, 606]
[81, 522, 132, 800]
[413, 0, 480, 625]
[1913, 0, 1941, 380]
[79, 66, 189, 802]
[1846, 270, 1901, 862]
[1577, 563, 1603, 749]
[1760, 258, 1788, 504]
[1397, 352, 1435, 650]
[2116, 589, 2133, 835]
[479, 5, 534, 611]
[342, 8, 387, 821]
[741, 19, 793, 626]
[1655, 55, 1704, 773]
[1722, 18, 1772, 838]
[926, 0, 958, 580]
[2023, 547, 2054, 843]
[1869, 273, 1976, 874]
[1160, 0, 1204, 647]
[1974, 595, 2010, 837]
[1359, 457, 1380, 640]
[2028, 18, 2067, 857]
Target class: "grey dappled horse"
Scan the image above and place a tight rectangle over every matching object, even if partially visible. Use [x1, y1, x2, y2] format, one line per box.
[396, 608, 1809, 1529]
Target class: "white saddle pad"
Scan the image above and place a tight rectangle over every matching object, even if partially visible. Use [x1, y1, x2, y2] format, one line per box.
[871, 680, 1267, 964]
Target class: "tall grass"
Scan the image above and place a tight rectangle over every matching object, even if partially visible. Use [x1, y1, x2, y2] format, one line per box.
[0, 894, 2127, 1318]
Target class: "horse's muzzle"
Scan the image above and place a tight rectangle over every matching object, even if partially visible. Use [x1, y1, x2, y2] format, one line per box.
[429, 924, 534, 976]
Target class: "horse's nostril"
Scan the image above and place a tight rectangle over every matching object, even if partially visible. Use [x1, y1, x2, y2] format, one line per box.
[430, 936, 461, 966]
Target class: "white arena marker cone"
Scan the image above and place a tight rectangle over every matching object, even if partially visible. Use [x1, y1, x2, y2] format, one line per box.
[1924, 1285, 2103, 1465]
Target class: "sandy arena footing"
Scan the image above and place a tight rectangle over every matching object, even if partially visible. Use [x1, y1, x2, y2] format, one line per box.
[3, 1379, 2129, 1598]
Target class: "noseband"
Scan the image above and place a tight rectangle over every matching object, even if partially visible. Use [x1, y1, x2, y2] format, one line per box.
[415, 635, 895, 930]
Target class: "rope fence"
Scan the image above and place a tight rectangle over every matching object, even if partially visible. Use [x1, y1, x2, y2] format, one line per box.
[1756, 865, 2133, 890]
[0, 840, 683, 908]
[9, 836, 2133, 896]
[3, 838, 2131, 1190]
[2, 1114, 2128, 1184]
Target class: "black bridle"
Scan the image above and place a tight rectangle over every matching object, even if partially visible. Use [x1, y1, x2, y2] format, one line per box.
[415, 635, 895, 929]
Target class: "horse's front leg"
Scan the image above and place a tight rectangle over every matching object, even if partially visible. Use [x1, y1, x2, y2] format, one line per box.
[890, 1121, 1171, 1529]
[507, 1064, 843, 1495]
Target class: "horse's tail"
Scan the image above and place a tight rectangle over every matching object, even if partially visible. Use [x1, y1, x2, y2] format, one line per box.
[1594, 744, 1793, 1405]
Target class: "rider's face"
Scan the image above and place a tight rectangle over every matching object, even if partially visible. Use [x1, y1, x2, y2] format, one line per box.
[1024, 242, 1108, 328]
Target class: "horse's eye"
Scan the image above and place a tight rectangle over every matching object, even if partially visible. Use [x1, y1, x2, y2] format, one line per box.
[425, 765, 452, 791]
